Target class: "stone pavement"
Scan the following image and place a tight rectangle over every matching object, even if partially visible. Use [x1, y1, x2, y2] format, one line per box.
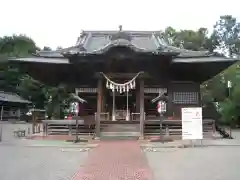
[0, 122, 32, 142]
[0, 145, 88, 180]
[0, 139, 98, 149]
[141, 138, 240, 149]
[71, 141, 153, 180]
[145, 145, 240, 180]
[2, 122, 240, 180]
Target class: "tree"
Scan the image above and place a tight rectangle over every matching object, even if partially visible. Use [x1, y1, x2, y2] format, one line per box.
[0, 35, 38, 57]
[163, 21, 240, 124]
[205, 15, 240, 124]
[213, 15, 240, 56]
[43, 46, 52, 51]
[17, 75, 46, 108]
[0, 35, 39, 93]
[45, 84, 72, 119]
[219, 85, 240, 125]
[164, 27, 213, 51]
[0, 35, 75, 118]
[56, 46, 63, 50]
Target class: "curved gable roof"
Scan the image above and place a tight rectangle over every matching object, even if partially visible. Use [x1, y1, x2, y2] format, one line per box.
[33, 30, 210, 58]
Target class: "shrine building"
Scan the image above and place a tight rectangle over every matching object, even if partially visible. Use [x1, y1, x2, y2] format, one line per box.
[9, 27, 239, 139]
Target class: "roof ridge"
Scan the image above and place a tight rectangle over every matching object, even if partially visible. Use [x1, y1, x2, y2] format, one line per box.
[83, 30, 161, 34]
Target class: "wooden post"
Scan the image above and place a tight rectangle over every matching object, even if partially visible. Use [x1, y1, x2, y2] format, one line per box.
[32, 110, 36, 134]
[0, 105, 3, 142]
[136, 90, 140, 113]
[102, 88, 106, 113]
[197, 82, 201, 106]
[112, 90, 116, 121]
[0, 106, 3, 121]
[96, 78, 103, 139]
[126, 90, 129, 121]
[167, 83, 173, 117]
[139, 79, 144, 138]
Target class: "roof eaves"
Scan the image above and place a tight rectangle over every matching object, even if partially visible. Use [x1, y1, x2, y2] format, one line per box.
[0, 91, 32, 104]
[8, 57, 70, 64]
[172, 56, 239, 63]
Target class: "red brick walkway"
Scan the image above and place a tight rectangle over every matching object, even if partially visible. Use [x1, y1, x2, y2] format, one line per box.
[71, 141, 153, 180]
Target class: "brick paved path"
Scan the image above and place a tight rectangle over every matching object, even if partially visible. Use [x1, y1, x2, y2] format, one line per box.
[71, 141, 153, 180]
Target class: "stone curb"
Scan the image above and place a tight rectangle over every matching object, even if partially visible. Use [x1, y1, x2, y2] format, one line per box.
[24, 144, 99, 148]
[141, 143, 240, 149]
[0, 142, 99, 148]
[141, 144, 184, 149]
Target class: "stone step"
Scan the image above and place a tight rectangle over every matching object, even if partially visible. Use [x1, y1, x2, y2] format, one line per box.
[102, 124, 140, 132]
[100, 131, 140, 137]
[100, 136, 139, 140]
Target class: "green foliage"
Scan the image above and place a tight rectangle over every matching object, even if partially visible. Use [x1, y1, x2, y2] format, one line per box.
[219, 86, 240, 125]
[0, 35, 39, 93]
[0, 35, 39, 57]
[0, 35, 72, 119]
[164, 15, 240, 125]
[219, 99, 235, 124]
[44, 84, 72, 119]
[0, 61, 20, 93]
[17, 75, 46, 108]
[213, 15, 240, 56]
[164, 26, 215, 51]
[43, 46, 52, 51]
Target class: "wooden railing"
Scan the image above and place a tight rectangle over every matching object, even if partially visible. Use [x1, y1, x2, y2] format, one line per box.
[43, 120, 95, 136]
[144, 119, 216, 137]
[42, 118, 216, 139]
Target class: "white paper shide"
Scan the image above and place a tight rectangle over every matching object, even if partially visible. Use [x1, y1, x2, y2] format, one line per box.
[181, 107, 203, 140]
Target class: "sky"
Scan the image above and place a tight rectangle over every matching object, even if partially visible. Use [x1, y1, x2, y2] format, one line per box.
[0, 0, 239, 49]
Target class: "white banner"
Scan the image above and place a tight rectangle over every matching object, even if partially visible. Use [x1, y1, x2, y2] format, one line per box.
[181, 107, 203, 140]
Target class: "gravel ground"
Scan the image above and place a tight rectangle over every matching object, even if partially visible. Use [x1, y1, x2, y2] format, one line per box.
[0, 122, 89, 180]
[0, 146, 88, 180]
[145, 144, 240, 180]
[2, 123, 240, 180]
[145, 129, 240, 180]
[231, 129, 240, 139]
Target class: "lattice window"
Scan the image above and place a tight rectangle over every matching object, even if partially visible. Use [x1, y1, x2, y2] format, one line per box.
[144, 88, 167, 94]
[173, 92, 199, 104]
[76, 88, 97, 93]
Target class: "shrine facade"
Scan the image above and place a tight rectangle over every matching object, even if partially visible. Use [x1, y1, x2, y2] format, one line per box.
[9, 27, 238, 138]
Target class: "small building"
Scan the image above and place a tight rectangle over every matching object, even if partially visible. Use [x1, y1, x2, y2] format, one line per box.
[8, 27, 239, 138]
[0, 91, 31, 121]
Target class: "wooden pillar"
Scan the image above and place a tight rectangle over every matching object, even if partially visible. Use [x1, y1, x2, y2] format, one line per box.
[139, 79, 144, 138]
[101, 89, 106, 112]
[197, 82, 201, 106]
[136, 90, 140, 113]
[167, 83, 173, 117]
[96, 78, 103, 138]
[32, 110, 36, 134]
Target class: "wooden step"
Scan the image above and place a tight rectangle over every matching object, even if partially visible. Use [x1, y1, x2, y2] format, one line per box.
[102, 124, 140, 132]
[100, 131, 140, 137]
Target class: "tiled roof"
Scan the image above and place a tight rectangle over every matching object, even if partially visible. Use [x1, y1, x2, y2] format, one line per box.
[0, 91, 31, 104]
[33, 30, 209, 58]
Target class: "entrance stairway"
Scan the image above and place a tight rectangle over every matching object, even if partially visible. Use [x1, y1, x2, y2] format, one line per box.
[100, 123, 140, 140]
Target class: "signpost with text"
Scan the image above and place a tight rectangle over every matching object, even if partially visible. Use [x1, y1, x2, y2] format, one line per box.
[181, 107, 203, 140]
